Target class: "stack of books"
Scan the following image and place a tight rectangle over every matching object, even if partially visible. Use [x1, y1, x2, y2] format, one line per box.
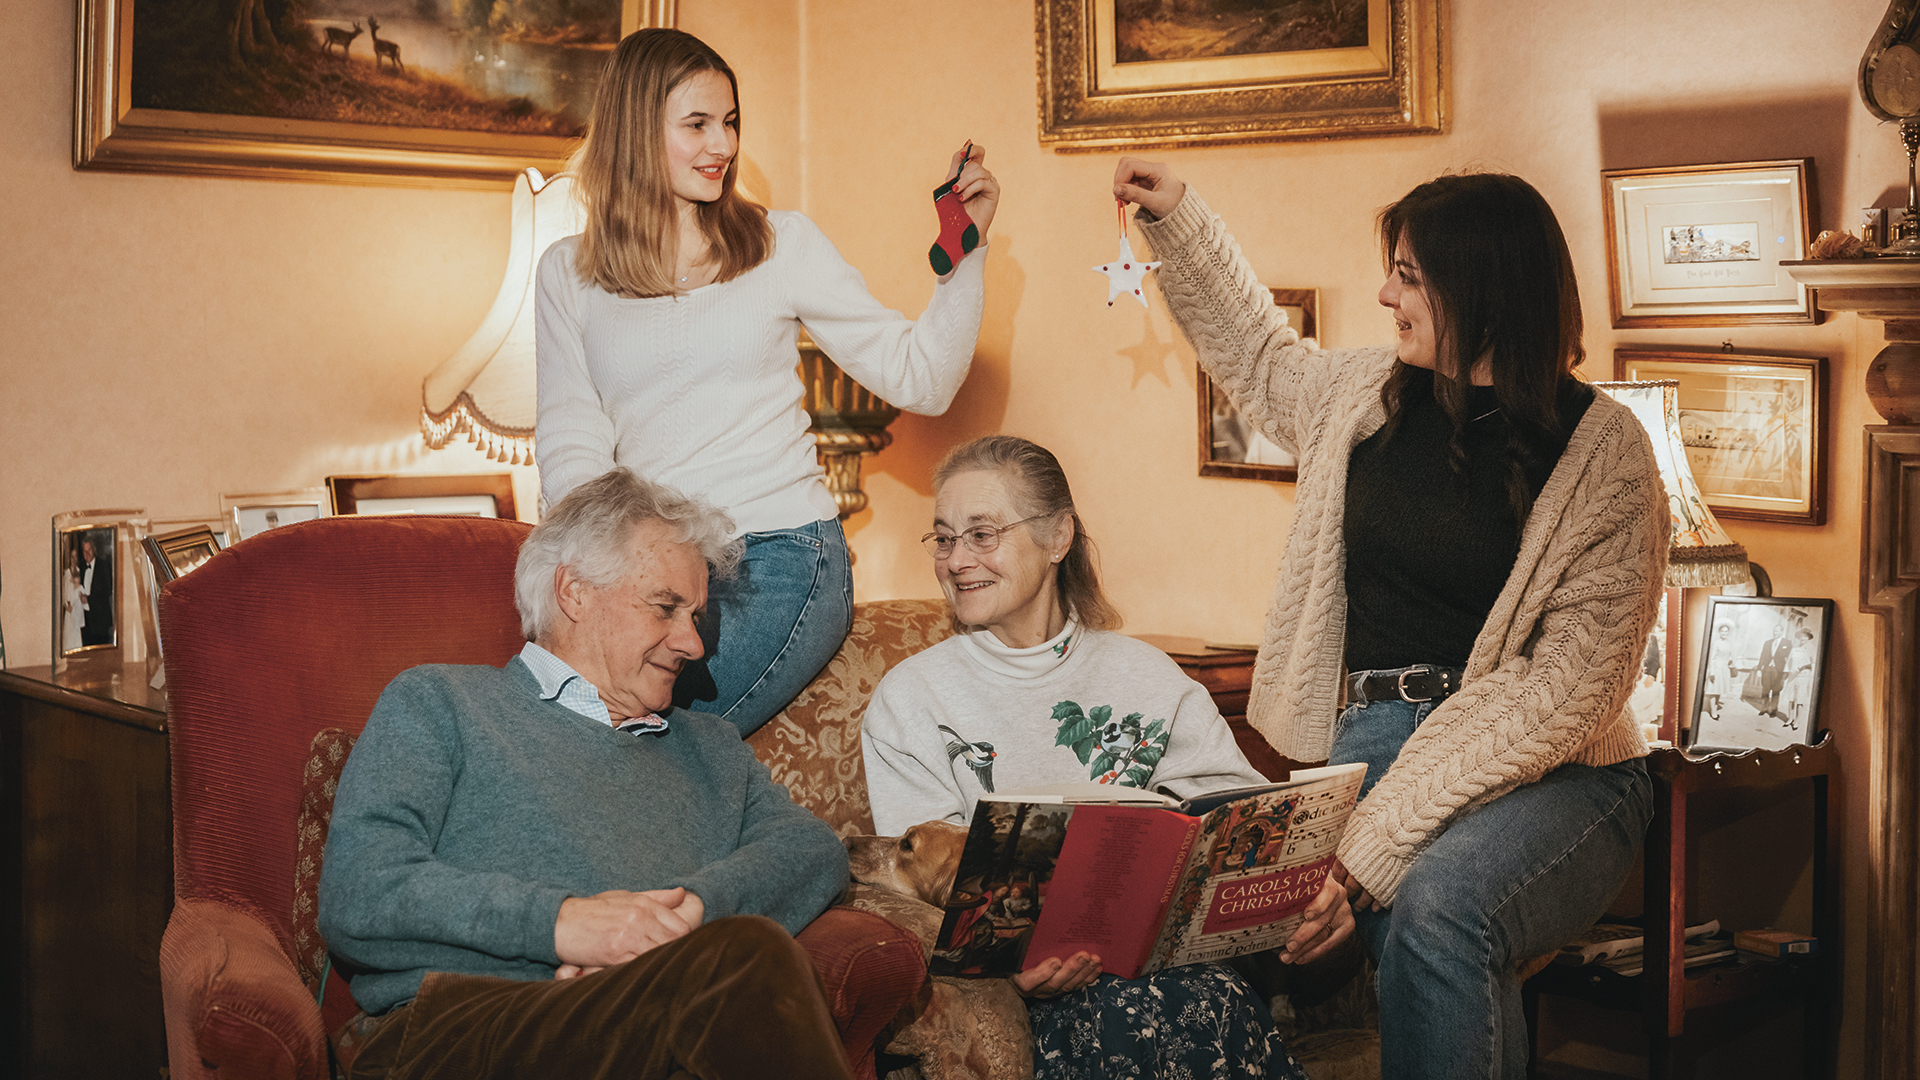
[1734, 928, 1817, 959]
[1554, 919, 1736, 977]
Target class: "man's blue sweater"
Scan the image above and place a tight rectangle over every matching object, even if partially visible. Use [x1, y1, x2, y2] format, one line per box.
[318, 658, 849, 1015]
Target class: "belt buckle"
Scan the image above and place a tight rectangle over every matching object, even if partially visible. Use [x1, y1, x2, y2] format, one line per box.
[1396, 664, 1437, 703]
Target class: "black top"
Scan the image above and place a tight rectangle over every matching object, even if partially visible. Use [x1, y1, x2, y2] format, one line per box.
[1343, 376, 1593, 672]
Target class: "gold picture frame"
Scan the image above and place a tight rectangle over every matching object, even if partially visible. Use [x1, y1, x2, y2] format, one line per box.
[73, 0, 672, 187]
[1616, 350, 1827, 525]
[1037, 0, 1444, 151]
[1198, 287, 1314, 482]
[1600, 160, 1819, 328]
[327, 474, 517, 519]
[142, 525, 222, 585]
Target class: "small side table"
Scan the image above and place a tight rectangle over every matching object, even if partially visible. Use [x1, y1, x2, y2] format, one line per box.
[1525, 738, 1834, 1078]
[0, 659, 172, 1079]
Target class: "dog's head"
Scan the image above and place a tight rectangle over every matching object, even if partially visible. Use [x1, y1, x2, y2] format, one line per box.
[845, 819, 968, 908]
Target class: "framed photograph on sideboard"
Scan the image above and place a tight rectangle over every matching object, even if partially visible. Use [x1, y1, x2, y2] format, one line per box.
[222, 490, 328, 543]
[51, 508, 146, 672]
[327, 474, 517, 519]
[1688, 595, 1833, 753]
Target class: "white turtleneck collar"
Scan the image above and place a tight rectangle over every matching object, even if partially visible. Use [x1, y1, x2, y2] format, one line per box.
[958, 619, 1081, 679]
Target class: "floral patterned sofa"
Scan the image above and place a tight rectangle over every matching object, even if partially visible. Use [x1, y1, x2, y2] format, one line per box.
[746, 597, 1382, 1080]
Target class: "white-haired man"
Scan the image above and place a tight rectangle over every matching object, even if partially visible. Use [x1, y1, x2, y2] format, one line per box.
[319, 469, 855, 1079]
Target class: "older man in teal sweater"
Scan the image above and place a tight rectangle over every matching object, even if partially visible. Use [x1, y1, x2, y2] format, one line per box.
[319, 468, 856, 1079]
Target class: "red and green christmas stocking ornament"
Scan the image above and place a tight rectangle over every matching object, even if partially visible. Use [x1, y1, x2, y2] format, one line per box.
[929, 143, 980, 275]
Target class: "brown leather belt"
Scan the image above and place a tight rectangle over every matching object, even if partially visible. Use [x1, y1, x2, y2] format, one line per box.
[1345, 664, 1466, 706]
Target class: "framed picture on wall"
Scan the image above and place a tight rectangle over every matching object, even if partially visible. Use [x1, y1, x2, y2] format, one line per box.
[1616, 350, 1826, 525]
[74, 0, 669, 185]
[1600, 160, 1817, 328]
[1198, 288, 1314, 482]
[1688, 596, 1833, 753]
[328, 474, 517, 519]
[1038, 0, 1443, 149]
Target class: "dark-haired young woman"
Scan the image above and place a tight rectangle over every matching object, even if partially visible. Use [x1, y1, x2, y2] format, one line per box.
[1113, 158, 1668, 1078]
[536, 28, 996, 736]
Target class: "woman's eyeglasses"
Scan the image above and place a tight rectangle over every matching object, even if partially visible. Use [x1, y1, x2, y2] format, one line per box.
[921, 516, 1047, 559]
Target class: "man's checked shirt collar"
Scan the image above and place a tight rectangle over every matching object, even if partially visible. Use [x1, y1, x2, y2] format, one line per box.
[519, 642, 670, 736]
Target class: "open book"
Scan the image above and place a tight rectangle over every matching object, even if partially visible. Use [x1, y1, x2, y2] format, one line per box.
[929, 762, 1366, 979]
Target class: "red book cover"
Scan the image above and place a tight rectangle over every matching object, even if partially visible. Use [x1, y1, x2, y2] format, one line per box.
[929, 763, 1364, 979]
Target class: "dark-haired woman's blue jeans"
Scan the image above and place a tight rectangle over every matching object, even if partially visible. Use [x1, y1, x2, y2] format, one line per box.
[674, 518, 852, 737]
[1329, 689, 1652, 1079]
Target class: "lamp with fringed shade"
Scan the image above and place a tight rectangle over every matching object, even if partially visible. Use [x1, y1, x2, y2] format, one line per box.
[1593, 379, 1751, 745]
[421, 168, 583, 466]
[1592, 380, 1750, 588]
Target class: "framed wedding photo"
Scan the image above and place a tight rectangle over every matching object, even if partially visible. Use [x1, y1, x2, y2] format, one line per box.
[74, 0, 670, 186]
[1198, 288, 1314, 482]
[1037, 0, 1443, 150]
[1617, 350, 1827, 525]
[50, 508, 144, 669]
[1688, 595, 1834, 754]
[1600, 160, 1817, 328]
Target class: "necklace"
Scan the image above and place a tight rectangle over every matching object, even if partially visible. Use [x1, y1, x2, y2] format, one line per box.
[1471, 407, 1499, 423]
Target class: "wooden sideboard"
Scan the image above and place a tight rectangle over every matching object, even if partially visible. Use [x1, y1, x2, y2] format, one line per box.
[0, 660, 171, 1079]
[1131, 634, 1320, 780]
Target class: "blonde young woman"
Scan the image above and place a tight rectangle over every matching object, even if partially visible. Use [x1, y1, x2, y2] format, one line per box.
[536, 29, 998, 736]
[862, 436, 1347, 1080]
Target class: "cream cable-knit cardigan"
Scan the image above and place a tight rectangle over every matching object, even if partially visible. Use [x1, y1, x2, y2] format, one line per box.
[1140, 190, 1668, 903]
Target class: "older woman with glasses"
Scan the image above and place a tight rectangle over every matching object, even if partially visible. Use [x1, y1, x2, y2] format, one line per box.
[861, 435, 1345, 1080]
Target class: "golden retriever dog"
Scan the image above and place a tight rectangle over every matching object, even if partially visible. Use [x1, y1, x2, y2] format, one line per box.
[845, 820, 968, 908]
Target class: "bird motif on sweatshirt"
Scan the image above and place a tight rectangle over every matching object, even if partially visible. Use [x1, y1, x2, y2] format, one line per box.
[939, 724, 998, 792]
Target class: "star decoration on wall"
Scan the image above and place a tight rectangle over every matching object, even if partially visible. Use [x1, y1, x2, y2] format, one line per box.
[1094, 234, 1160, 309]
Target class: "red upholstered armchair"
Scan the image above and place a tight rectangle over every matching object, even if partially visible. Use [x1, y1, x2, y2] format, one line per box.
[157, 515, 923, 1080]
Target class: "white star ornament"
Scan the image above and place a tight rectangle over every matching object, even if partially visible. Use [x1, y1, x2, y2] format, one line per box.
[1093, 235, 1161, 309]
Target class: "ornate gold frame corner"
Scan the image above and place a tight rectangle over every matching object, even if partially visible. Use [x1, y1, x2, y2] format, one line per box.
[1037, 0, 1444, 152]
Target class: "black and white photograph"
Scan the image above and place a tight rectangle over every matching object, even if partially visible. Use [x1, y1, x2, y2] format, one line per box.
[225, 495, 328, 542]
[1688, 596, 1834, 753]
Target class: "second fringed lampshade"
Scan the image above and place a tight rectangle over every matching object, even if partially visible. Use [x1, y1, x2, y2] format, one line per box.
[1593, 380, 1749, 588]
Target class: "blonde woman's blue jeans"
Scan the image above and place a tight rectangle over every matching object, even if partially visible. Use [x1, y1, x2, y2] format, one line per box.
[1329, 692, 1652, 1079]
[674, 518, 852, 737]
